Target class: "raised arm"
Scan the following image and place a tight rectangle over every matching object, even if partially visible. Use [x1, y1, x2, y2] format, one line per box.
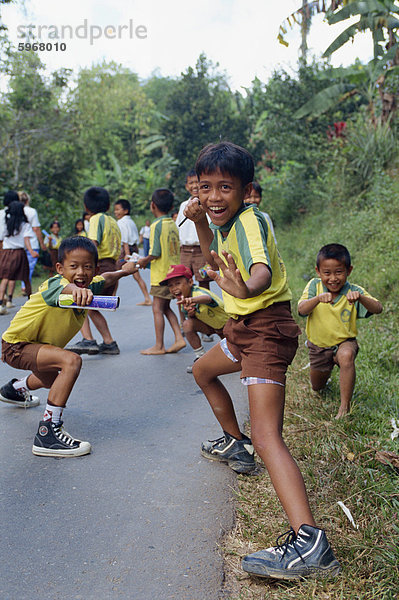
[183, 198, 216, 268]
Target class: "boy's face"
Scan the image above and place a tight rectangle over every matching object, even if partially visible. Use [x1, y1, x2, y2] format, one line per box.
[185, 176, 199, 197]
[114, 203, 128, 220]
[51, 223, 60, 235]
[56, 248, 97, 288]
[316, 258, 353, 294]
[167, 276, 193, 299]
[198, 169, 251, 227]
[247, 190, 261, 206]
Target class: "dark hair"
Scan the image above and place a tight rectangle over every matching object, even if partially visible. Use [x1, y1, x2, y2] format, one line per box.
[58, 236, 98, 265]
[316, 243, 351, 269]
[50, 220, 61, 230]
[74, 219, 85, 233]
[251, 181, 262, 197]
[83, 186, 110, 214]
[115, 198, 131, 214]
[4, 190, 19, 207]
[82, 211, 90, 220]
[5, 201, 27, 237]
[151, 188, 174, 213]
[195, 142, 254, 187]
[185, 169, 197, 182]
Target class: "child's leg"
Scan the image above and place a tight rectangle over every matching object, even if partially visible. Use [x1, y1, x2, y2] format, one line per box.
[193, 343, 242, 437]
[141, 296, 167, 354]
[35, 345, 82, 408]
[334, 340, 357, 418]
[87, 310, 114, 345]
[133, 271, 152, 305]
[310, 368, 332, 391]
[164, 300, 186, 353]
[248, 383, 316, 533]
[0, 277, 9, 306]
[183, 316, 214, 350]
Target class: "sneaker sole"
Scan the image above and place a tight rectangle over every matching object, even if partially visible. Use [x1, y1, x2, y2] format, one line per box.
[242, 561, 341, 580]
[200, 448, 256, 474]
[32, 442, 92, 457]
[68, 348, 99, 355]
[0, 394, 40, 408]
[99, 350, 120, 355]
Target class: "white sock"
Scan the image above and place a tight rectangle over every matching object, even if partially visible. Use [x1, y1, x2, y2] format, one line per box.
[194, 345, 205, 359]
[13, 376, 30, 392]
[43, 403, 63, 425]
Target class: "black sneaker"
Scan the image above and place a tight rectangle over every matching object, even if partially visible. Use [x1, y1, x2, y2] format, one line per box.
[186, 357, 200, 373]
[242, 524, 341, 580]
[32, 420, 91, 457]
[0, 379, 40, 408]
[98, 341, 120, 355]
[66, 339, 99, 355]
[201, 431, 256, 474]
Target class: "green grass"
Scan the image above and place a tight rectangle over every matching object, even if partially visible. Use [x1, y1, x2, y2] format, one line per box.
[221, 176, 399, 599]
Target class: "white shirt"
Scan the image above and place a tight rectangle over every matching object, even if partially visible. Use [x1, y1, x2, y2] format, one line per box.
[177, 199, 202, 246]
[23, 205, 41, 250]
[117, 215, 139, 246]
[139, 224, 150, 239]
[1, 221, 34, 249]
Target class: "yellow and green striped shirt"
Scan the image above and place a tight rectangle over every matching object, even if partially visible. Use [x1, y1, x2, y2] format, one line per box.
[3, 274, 106, 348]
[88, 213, 121, 261]
[298, 279, 377, 347]
[181, 285, 229, 330]
[209, 205, 291, 318]
[149, 216, 180, 286]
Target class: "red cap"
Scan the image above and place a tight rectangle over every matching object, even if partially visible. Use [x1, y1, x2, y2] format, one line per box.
[160, 264, 193, 285]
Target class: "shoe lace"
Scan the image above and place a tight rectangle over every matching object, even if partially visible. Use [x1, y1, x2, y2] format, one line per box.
[17, 388, 31, 403]
[53, 422, 76, 446]
[274, 529, 307, 564]
[209, 435, 228, 448]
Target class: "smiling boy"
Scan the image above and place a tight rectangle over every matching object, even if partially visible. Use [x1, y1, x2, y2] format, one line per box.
[298, 243, 382, 418]
[160, 264, 228, 372]
[0, 236, 137, 457]
[183, 142, 341, 580]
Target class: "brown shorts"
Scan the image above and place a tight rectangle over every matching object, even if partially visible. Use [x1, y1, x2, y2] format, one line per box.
[307, 338, 359, 372]
[180, 245, 211, 284]
[223, 302, 301, 384]
[98, 258, 117, 295]
[150, 285, 173, 300]
[1, 340, 58, 387]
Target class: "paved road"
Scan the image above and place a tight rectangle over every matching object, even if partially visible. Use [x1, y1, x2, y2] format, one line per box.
[0, 269, 249, 600]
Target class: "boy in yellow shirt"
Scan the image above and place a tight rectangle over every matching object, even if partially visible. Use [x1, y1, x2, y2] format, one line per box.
[160, 264, 228, 372]
[137, 189, 185, 355]
[183, 141, 340, 581]
[0, 236, 136, 457]
[298, 243, 382, 418]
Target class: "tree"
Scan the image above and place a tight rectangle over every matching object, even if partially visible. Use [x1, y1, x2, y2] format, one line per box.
[160, 54, 250, 194]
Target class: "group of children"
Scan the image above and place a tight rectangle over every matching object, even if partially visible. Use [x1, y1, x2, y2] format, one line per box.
[0, 141, 382, 583]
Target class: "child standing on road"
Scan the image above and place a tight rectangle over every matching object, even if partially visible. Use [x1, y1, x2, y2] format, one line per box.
[114, 198, 151, 306]
[298, 243, 382, 419]
[45, 220, 63, 275]
[0, 201, 38, 313]
[137, 189, 185, 355]
[160, 263, 228, 372]
[183, 141, 340, 581]
[0, 236, 137, 457]
[67, 187, 121, 356]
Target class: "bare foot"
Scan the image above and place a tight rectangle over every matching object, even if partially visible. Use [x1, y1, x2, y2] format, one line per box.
[140, 346, 166, 355]
[136, 300, 152, 306]
[166, 339, 186, 353]
[335, 406, 349, 419]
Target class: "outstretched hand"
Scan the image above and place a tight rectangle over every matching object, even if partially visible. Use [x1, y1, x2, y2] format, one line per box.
[207, 250, 249, 299]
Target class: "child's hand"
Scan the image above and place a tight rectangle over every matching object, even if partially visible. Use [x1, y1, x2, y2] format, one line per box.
[318, 292, 333, 303]
[121, 261, 138, 275]
[30, 250, 39, 258]
[71, 286, 93, 306]
[183, 197, 207, 223]
[346, 290, 360, 304]
[136, 257, 148, 269]
[208, 250, 249, 298]
[177, 296, 197, 316]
